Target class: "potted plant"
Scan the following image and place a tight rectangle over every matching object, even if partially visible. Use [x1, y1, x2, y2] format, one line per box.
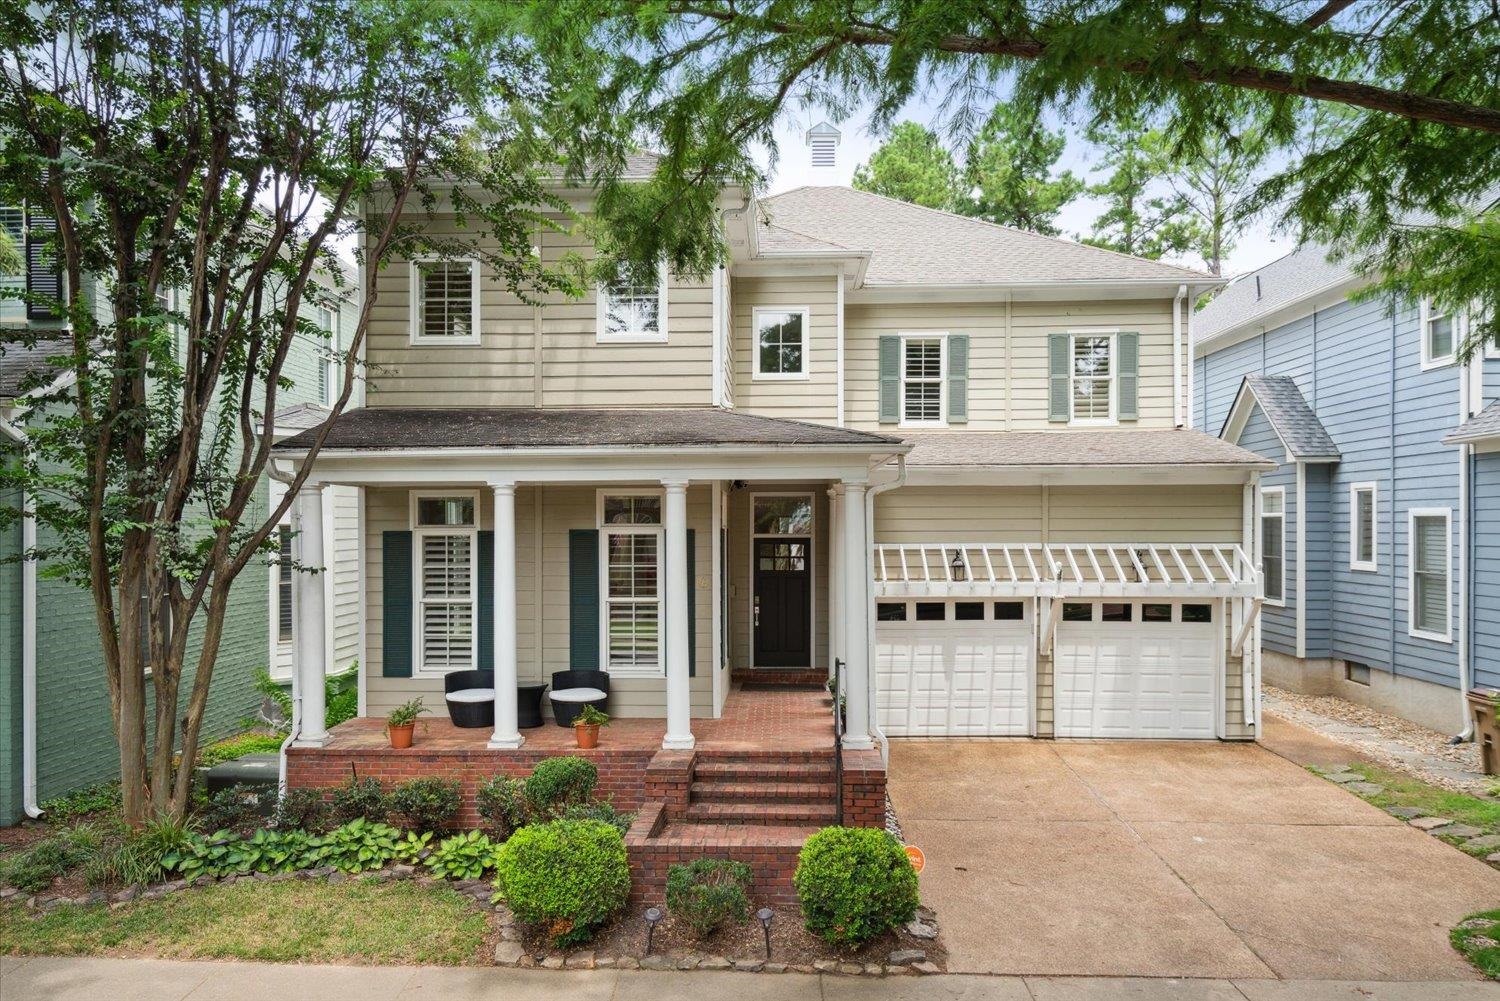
[573, 705, 609, 749]
[386, 698, 429, 749]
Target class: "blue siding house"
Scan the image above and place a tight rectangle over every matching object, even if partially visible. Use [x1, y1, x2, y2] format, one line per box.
[1195, 245, 1497, 735]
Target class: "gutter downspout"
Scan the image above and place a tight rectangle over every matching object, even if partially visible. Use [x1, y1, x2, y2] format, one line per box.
[2, 414, 42, 818]
[267, 459, 303, 794]
[716, 191, 753, 410]
[864, 453, 907, 766]
[1454, 353, 1475, 742]
[1173, 285, 1186, 427]
[1186, 289, 1197, 429]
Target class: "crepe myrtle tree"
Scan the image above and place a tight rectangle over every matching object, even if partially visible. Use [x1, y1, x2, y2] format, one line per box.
[523, 0, 1499, 355]
[0, 0, 675, 825]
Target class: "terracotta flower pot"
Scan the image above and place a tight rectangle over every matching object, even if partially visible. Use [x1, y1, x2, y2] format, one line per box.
[575, 722, 600, 749]
[388, 722, 416, 749]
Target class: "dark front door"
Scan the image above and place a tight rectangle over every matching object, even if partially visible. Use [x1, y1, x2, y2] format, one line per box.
[753, 537, 812, 667]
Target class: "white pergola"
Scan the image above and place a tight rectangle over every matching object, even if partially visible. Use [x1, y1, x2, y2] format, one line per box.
[283, 445, 899, 752]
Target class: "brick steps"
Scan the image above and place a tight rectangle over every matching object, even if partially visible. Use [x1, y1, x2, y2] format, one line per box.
[685, 747, 840, 827]
[693, 760, 834, 782]
[685, 801, 839, 825]
[690, 780, 838, 804]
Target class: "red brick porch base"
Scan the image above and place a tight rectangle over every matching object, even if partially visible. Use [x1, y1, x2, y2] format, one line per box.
[729, 667, 829, 687]
[841, 749, 887, 829]
[625, 802, 807, 908]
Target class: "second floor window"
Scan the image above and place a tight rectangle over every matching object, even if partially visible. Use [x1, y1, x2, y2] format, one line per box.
[413, 493, 477, 674]
[1261, 487, 1285, 604]
[277, 525, 294, 642]
[316, 307, 337, 405]
[1071, 334, 1114, 422]
[1420, 298, 1455, 368]
[753, 307, 809, 379]
[902, 337, 944, 424]
[598, 264, 667, 342]
[412, 260, 478, 344]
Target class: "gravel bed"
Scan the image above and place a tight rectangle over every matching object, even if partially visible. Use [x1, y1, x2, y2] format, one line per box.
[1264, 685, 1490, 794]
[884, 794, 904, 842]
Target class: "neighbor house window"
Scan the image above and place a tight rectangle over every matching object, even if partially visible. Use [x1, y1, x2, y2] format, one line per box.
[277, 526, 294, 642]
[1261, 487, 1285, 604]
[413, 493, 477, 674]
[752, 307, 809, 379]
[411, 260, 479, 344]
[600, 493, 663, 673]
[1350, 482, 1377, 572]
[1409, 508, 1451, 641]
[1070, 333, 1115, 422]
[1420, 298, 1455, 368]
[901, 336, 944, 424]
[597, 264, 667, 342]
[317, 307, 337, 406]
[0, 205, 23, 324]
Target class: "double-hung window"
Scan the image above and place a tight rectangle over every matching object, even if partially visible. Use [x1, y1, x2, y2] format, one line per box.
[1420, 298, 1456, 369]
[752, 307, 809, 379]
[1350, 483, 1377, 572]
[1260, 487, 1285, 604]
[413, 493, 477, 674]
[1070, 333, 1115, 423]
[600, 493, 663, 674]
[597, 264, 667, 342]
[1409, 508, 1451, 641]
[317, 307, 337, 406]
[277, 526, 294, 642]
[411, 259, 479, 344]
[901, 336, 945, 425]
[0, 205, 23, 324]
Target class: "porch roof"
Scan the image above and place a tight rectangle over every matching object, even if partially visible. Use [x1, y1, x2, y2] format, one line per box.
[273, 406, 904, 454]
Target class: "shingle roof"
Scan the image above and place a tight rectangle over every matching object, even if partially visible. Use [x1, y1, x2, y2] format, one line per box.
[758, 186, 1208, 286]
[1445, 400, 1500, 445]
[0, 338, 70, 399]
[1226, 375, 1340, 460]
[757, 221, 858, 256]
[274, 402, 332, 433]
[900, 429, 1275, 468]
[272, 407, 906, 452]
[1195, 243, 1358, 345]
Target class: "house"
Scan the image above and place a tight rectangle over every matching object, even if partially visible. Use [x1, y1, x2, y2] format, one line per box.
[0, 202, 360, 824]
[1195, 243, 1498, 735]
[273, 176, 1271, 894]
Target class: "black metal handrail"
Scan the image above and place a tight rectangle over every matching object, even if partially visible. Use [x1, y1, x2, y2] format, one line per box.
[832, 657, 845, 826]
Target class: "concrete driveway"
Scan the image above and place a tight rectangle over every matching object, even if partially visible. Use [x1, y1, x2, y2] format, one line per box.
[888, 733, 1500, 981]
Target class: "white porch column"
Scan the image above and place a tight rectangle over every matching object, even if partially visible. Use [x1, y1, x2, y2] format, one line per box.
[840, 480, 873, 749]
[827, 484, 844, 675]
[662, 478, 695, 749]
[488, 482, 523, 749]
[294, 483, 328, 746]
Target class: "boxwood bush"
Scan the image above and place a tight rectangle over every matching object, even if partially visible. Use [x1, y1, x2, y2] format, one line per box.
[493, 819, 629, 946]
[666, 858, 752, 938]
[476, 775, 528, 839]
[524, 756, 597, 818]
[793, 827, 918, 947]
[329, 775, 386, 826]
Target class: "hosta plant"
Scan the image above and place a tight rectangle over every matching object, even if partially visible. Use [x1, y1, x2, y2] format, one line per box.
[425, 830, 501, 880]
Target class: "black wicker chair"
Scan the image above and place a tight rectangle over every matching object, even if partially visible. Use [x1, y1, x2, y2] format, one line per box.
[548, 669, 609, 727]
[443, 670, 495, 729]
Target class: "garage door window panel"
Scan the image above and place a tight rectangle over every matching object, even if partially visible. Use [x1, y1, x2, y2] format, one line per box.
[993, 602, 1025, 621]
[877, 602, 908, 622]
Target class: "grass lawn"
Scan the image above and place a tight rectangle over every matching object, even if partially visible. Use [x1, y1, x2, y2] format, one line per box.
[1453, 909, 1500, 979]
[0, 878, 490, 965]
[1341, 762, 1500, 852]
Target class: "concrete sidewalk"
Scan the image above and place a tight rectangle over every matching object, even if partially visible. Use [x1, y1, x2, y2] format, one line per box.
[4, 956, 1500, 1001]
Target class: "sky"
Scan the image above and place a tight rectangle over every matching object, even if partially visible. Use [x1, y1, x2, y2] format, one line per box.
[759, 104, 1295, 281]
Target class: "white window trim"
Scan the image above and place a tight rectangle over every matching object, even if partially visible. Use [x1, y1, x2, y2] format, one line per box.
[409, 489, 479, 678]
[1407, 506, 1453, 643]
[1349, 482, 1378, 573]
[1260, 486, 1286, 607]
[898, 331, 948, 428]
[595, 261, 669, 344]
[409, 258, 481, 346]
[748, 492, 817, 670]
[318, 306, 338, 407]
[751, 305, 812, 381]
[596, 488, 666, 678]
[1068, 328, 1119, 427]
[1418, 297, 1456, 370]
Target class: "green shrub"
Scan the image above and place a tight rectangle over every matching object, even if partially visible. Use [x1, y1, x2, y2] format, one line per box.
[198, 731, 285, 767]
[793, 827, 918, 947]
[524, 757, 597, 817]
[39, 781, 121, 823]
[195, 783, 266, 835]
[272, 787, 330, 832]
[387, 778, 462, 835]
[255, 666, 358, 731]
[0, 825, 104, 892]
[84, 818, 194, 888]
[253, 668, 294, 726]
[476, 776, 528, 839]
[558, 800, 635, 836]
[330, 775, 386, 825]
[493, 819, 629, 947]
[425, 830, 501, 880]
[666, 858, 752, 938]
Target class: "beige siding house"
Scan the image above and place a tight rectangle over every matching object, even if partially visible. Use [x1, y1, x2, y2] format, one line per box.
[273, 178, 1272, 756]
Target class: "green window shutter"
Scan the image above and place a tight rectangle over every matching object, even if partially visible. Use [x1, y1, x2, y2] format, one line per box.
[1118, 331, 1140, 421]
[477, 531, 493, 672]
[687, 529, 696, 677]
[878, 335, 900, 424]
[25, 210, 63, 321]
[381, 531, 413, 678]
[947, 334, 969, 424]
[1048, 333, 1070, 422]
[568, 529, 600, 670]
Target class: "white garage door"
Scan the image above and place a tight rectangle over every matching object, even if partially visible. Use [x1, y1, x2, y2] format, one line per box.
[1054, 600, 1219, 739]
[876, 600, 1032, 737]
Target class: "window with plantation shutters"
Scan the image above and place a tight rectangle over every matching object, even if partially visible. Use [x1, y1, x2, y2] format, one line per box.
[600, 493, 663, 674]
[413, 493, 477, 674]
[277, 526, 294, 642]
[412, 260, 478, 343]
[0, 205, 22, 324]
[1409, 510, 1450, 640]
[901, 337, 944, 424]
[1071, 334, 1114, 422]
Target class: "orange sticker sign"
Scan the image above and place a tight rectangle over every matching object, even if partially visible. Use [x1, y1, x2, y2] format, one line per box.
[905, 845, 925, 873]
